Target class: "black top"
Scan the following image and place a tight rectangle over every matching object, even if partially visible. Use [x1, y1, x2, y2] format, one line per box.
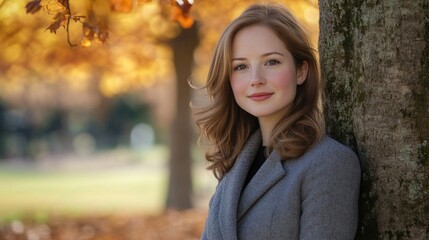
[243, 145, 267, 189]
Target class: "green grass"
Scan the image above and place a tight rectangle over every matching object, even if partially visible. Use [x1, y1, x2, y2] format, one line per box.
[0, 145, 217, 223]
[0, 166, 167, 222]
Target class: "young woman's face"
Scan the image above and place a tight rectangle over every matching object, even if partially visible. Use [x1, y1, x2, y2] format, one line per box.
[230, 25, 307, 127]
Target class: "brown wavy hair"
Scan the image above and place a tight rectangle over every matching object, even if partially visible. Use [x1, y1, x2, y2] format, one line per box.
[192, 3, 325, 180]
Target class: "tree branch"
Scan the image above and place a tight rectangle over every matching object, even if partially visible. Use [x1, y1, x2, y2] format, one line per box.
[65, 0, 77, 47]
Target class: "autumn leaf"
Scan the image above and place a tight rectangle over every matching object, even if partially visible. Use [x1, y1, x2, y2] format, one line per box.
[57, 0, 69, 8]
[45, 12, 67, 34]
[174, 0, 193, 14]
[0, 210, 207, 239]
[45, 19, 63, 33]
[25, 0, 42, 14]
[171, 0, 194, 29]
[110, 0, 133, 13]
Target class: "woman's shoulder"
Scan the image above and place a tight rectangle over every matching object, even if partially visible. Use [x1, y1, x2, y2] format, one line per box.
[286, 135, 360, 172]
[311, 135, 357, 158]
[309, 135, 360, 171]
[304, 135, 357, 157]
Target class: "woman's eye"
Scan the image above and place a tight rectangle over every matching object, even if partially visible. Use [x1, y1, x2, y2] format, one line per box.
[266, 59, 280, 66]
[233, 64, 247, 71]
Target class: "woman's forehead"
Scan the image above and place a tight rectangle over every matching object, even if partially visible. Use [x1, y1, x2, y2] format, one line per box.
[231, 25, 288, 59]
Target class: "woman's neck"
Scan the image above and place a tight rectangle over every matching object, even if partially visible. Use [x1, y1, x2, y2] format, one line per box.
[258, 108, 290, 146]
[259, 119, 276, 146]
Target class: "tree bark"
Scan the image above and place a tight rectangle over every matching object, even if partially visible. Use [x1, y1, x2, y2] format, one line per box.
[319, 0, 429, 239]
[166, 23, 199, 210]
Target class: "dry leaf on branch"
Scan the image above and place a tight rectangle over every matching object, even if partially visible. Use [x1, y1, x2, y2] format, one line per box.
[45, 12, 67, 33]
[57, 0, 69, 8]
[25, 0, 42, 14]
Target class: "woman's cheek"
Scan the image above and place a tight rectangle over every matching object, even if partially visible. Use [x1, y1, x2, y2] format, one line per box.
[230, 76, 246, 96]
[271, 69, 297, 88]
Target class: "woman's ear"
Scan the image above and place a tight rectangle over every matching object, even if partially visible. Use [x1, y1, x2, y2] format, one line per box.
[297, 60, 309, 85]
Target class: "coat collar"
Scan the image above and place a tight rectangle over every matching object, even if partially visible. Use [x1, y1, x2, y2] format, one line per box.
[237, 150, 285, 220]
[218, 130, 286, 239]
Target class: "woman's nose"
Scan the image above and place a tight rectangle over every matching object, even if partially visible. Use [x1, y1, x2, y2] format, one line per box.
[250, 68, 266, 86]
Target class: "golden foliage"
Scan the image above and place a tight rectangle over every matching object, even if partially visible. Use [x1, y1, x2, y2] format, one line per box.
[0, 0, 318, 102]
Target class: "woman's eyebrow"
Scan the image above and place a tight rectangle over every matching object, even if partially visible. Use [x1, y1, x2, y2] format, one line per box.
[262, 51, 284, 57]
[232, 51, 284, 61]
[232, 57, 246, 61]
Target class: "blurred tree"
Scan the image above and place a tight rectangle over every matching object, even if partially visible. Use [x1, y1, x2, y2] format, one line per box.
[319, 0, 429, 239]
[166, 22, 199, 209]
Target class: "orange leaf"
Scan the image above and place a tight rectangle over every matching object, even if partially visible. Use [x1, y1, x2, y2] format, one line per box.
[110, 0, 133, 13]
[25, 0, 42, 14]
[174, 0, 193, 14]
[170, 0, 194, 28]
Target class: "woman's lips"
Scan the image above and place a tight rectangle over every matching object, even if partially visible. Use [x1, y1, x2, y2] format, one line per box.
[248, 92, 274, 101]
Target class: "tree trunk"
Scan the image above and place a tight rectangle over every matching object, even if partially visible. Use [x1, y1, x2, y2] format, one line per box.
[319, 0, 429, 239]
[166, 23, 199, 210]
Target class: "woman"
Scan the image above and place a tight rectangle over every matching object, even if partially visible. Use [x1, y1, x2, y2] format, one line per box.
[193, 3, 361, 240]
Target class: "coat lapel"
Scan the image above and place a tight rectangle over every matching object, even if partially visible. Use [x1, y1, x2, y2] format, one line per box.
[218, 130, 261, 240]
[237, 150, 286, 221]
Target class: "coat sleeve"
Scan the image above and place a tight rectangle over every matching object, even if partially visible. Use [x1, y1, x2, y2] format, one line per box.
[299, 145, 361, 240]
[201, 229, 208, 240]
[201, 181, 222, 240]
[201, 190, 215, 240]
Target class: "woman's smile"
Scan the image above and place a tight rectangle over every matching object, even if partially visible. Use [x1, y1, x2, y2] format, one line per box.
[247, 92, 274, 101]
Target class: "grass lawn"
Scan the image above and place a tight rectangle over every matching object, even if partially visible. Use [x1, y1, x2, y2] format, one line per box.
[0, 146, 216, 223]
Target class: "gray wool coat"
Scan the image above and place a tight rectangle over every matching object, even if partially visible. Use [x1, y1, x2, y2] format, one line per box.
[201, 130, 361, 240]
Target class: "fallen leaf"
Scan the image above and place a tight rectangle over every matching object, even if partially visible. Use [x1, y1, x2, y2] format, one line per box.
[0, 209, 207, 240]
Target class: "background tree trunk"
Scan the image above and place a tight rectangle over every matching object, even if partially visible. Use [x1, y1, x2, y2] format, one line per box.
[319, 0, 429, 239]
[166, 23, 199, 210]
